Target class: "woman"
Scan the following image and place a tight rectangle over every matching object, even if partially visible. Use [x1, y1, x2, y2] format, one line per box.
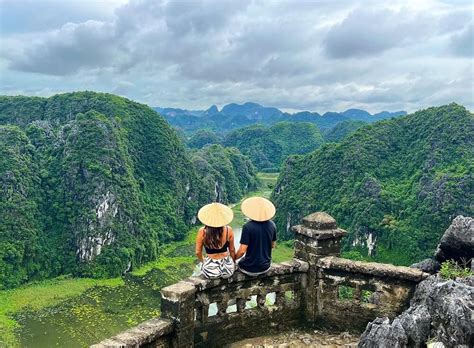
[195, 202, 236, 279]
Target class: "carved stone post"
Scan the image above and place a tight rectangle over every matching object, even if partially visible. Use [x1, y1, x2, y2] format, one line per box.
[291, 212, 347, 324]
[161, 281, 196, 347]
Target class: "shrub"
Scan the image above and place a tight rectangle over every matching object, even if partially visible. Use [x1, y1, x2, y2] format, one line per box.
[440, 260, 473, 280]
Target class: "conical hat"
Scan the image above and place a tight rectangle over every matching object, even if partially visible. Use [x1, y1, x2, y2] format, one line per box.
[241, 197, 276, 222]
[198, 202, 233, 227]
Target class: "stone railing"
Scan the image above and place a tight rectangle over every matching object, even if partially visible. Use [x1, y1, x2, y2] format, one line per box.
[291, 212, 428, 332]
[92, 212, 429, 347]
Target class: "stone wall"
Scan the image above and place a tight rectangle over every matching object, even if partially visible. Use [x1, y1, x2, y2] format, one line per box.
[291, 212, 428, 332]
[92, 212, 429, 347]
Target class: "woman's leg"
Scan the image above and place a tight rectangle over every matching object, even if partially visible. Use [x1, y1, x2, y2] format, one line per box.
[220, 255, 235, 279]
[201, 257, 223, 279]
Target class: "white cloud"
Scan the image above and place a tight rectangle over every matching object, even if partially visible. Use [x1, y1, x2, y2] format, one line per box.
[0, 0, 472, 113]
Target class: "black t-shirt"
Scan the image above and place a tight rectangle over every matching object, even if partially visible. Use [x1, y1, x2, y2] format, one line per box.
[239, 220, 277, 273]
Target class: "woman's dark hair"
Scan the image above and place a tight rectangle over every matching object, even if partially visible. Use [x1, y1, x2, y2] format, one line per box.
[204, 226, 224, 249]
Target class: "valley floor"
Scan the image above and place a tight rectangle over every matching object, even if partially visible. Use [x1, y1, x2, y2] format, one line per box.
[0, 173, 293, 347]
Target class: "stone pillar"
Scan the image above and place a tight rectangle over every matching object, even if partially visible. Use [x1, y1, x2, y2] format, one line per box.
[291, 212, 347, 324]
[161, 281, 196, 348]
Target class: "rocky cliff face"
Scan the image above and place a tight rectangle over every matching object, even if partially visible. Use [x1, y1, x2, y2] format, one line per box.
[359, 216, 474, 347]
[359, 275, 473, 347]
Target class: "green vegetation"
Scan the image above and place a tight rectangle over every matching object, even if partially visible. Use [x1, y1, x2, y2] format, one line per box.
[224, 122, 325, 170]
[0, 276, 124, 346]
[187, 129, 223, 148]
[439, 260, 473, 280]
[0, 92, 257, 289]
[185, 122, 325, 171]
[192, 144, 258, 203]
[0, 227, 197, 347]
[0, 172, 290, 346]
[324, 120, 367, 142]
[272, 104, 474, 265]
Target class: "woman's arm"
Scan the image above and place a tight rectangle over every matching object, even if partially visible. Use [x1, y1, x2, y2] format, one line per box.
[228, 227, 236, 261]
[195, 228, 204, 262]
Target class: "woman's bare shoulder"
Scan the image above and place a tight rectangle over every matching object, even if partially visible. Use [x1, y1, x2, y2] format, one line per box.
[197, 227, 205, 238]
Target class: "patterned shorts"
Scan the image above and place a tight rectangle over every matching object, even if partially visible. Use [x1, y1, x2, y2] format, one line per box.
[201, 255, 235, 279]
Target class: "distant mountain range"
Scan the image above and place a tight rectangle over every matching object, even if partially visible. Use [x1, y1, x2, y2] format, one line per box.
[153, 102, 407, 133]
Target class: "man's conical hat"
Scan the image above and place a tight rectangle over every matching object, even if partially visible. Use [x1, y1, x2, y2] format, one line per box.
[198, 202, 233, 227]
[241, 197, 276, 222]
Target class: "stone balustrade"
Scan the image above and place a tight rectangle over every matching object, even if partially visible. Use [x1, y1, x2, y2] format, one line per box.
[92, 212, 429, 348]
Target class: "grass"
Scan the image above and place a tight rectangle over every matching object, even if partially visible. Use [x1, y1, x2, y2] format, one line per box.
[272, 244, 294, 263]
[132, 229, 198, 276]
[0, 276, 123, 347]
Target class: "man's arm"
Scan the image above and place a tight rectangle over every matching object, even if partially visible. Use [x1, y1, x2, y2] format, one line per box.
[271, 221, 277, 249]
[236, 224, 250, 259]
[236, 243, 248, 260]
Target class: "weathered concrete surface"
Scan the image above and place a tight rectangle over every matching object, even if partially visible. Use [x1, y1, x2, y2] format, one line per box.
[161, 281, 196, 301]
[192, 259, 310, 347]
[314, 261, 425, 333]
[435, 215, 474, 264]
[359, 275, 474, 348]
[292, 225, 348, 240]
[183, 258, 309, 291]
[303, 212, 338, 230]
[317, 257, 429, 282]
[91, 318, 173, 348]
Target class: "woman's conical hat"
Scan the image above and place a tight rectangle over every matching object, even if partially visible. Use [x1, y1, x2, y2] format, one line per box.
[241, 197, 276, 222]
[198, 202, 233, 227]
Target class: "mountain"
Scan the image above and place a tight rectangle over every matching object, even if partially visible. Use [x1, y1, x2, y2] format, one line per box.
[272, 104, 473, 265]
[342, 109, 407, 122]
[192, 144, 258, 203]
[221, 102, 283, 121]
[0, 92, 257, 289]
[205, 105, 219, 116]
[224, 121, 325, 171]
[187, 129, 224, 149]
[154, 104, 406, 133]
[324, 120, 367, 142]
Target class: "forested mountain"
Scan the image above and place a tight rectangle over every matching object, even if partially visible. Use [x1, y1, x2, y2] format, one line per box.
[222, 122, 325, 171]
[324, 120, 367, 142]
[0, 92, 257, 289]
[187, 129, 224, 149]
[272, 104, 473, 265]
[154, 103, 406, 133]
[192, 144, 258, 203]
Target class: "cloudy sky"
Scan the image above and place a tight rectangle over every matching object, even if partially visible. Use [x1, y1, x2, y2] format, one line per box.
[0, 0, 472, 113]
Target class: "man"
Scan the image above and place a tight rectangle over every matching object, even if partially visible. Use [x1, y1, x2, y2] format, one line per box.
[235, 196, 277, 276]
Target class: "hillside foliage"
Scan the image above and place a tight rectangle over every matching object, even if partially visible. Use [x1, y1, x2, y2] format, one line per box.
[0, 92, 257, 289]
[192, 144, 258, 203]
[272, 104, 474, 265]
[324, 120, 367, 142]
[187, 122, 325, 171]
